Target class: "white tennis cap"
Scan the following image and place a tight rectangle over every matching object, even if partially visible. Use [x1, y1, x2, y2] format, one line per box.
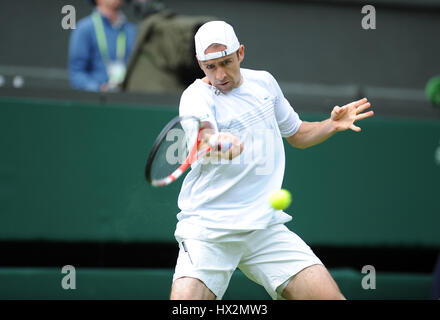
[195, 21, 240, 61]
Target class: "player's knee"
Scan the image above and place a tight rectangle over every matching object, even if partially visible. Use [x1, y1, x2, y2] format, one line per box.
[170, 276, 216, 300]
[282, 264, 346, 300]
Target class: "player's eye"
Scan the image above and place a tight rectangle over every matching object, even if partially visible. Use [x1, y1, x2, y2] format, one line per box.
[205, 64, 215, 70]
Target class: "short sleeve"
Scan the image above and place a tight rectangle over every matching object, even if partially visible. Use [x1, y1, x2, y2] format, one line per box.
[179, 84, 218, 132]
[266, 72, 302, 137]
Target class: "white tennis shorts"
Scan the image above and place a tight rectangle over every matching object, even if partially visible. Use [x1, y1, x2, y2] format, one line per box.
[173, 222, 323, 300]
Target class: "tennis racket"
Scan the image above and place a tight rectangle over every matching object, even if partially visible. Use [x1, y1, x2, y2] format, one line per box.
[145, 115, 231, 187]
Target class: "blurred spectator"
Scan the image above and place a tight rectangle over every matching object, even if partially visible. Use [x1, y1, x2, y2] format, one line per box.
[68, 0, 137, 92]
[132, 0, 165, 19]
[121, 1, 213, 93]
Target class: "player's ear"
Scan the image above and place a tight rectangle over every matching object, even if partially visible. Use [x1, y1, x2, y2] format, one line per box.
[237, 45, 245, 63]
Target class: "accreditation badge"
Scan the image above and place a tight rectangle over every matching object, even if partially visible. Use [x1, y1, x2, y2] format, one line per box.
[107, 60, 126, 90]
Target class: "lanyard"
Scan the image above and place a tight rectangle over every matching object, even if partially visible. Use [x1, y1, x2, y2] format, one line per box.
[92, 11, 126, 62]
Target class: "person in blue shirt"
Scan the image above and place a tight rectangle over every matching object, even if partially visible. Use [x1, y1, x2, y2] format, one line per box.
[68, 0, 137, 92]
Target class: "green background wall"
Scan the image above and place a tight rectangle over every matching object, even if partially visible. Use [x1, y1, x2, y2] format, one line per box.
[1, 97, 439, 246]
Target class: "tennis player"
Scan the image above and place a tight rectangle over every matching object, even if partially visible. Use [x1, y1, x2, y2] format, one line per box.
[171, 21, 374, 300]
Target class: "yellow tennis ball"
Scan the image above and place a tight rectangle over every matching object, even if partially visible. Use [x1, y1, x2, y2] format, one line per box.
[269, 189, 292, 210]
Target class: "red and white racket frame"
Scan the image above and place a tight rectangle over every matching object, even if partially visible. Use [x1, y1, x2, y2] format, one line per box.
[146, 116, 230, 187]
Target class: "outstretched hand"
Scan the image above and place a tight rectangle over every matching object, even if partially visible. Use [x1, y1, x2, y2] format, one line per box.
[331, 98, 374, 132]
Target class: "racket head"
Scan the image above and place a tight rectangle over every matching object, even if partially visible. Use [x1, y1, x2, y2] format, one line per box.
[145, 115, 201, 186]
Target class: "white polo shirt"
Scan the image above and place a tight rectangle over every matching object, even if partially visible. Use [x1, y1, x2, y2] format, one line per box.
[177, 68, 302, 230]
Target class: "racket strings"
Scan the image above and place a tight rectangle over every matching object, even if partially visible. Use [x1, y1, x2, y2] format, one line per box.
[149, 118, 200, 182]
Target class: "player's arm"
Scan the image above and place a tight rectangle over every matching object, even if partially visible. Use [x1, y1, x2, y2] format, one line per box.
[199, 122, 243, 160]
[287, 98, 374, 149]
[286, 119, 336, 149]
[179, 90, 242, 160]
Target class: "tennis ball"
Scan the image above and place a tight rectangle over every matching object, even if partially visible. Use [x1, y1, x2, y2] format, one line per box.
[426, 75, 440, 106]
[269, 189, 292, 210]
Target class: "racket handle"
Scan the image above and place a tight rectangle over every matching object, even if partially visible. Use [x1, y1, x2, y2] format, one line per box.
[218, 141, 232, 151]
[208, 133, 232, 151]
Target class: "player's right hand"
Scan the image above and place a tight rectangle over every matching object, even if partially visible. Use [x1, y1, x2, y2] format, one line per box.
[201, 130, 243, 160]
[217, 132, 243, 160]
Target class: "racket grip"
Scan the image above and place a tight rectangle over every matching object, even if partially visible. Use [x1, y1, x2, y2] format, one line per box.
[208, 133, 232, 151]
[208, 133, 220, 147]
[218, 141, 232, 151]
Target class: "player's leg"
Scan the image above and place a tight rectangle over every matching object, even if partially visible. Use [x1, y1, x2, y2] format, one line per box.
[280, 264, 345, 300]
[171, 237, 240, 300]
[239, 224, 345, 300]
[170, 276, 216, 300]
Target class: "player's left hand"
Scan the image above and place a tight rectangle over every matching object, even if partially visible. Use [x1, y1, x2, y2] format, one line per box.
[330, 97, 374, 132]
